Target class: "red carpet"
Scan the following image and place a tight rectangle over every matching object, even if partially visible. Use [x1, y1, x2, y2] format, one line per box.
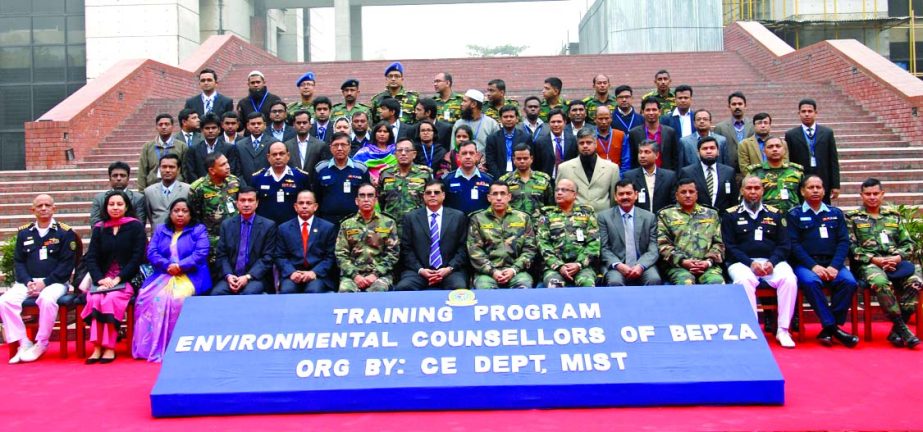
[2, 322, 920, 432]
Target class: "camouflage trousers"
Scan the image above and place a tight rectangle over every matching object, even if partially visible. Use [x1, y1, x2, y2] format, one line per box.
[543, 268, 597, 288]
[666, 266, 726, 285]
[339, 276, 393, 293]
[859, 263, 922, 319]
[474, 272, 533, 289]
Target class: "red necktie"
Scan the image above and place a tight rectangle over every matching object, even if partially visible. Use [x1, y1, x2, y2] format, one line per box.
[301, 221, 310, 261]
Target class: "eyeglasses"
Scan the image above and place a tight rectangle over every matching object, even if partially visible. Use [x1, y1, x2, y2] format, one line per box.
[357, 193, 376, 199]
[395, 148, 415, 153]
[270, 109, 286, 114]
[331, 143, 350, 148]
[555, 188, 575, 193]
[424, 190, 443, 196]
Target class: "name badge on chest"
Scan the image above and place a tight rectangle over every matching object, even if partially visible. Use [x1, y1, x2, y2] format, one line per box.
[780, 189, 789, 200]
[880, 232, 890, 244]
[724, 182, 731, 195]
[470, 188, 479, 200]
[810, 156, 817, 167]
[754, 227, 763, 242]
[39, 247, 48, 261]
[576, 229, 585, 242]
[344, 181, 351, 194]
[638, 189, 647, 204]
[819, 226, 829, 239]
[277, 189, 285, 203]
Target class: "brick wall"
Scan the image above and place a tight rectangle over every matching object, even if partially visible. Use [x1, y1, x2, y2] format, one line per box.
[725, 21, 923, 143]
[24, 36, 280, 169]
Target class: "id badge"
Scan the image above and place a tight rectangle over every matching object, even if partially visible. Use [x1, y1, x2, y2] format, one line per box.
[443, 109, 451, 121]
[576, 229, 585, 242]
[506, 160, 513, 172]
[471, 188, 479, 200]
[39, 247, 48, 261]
[724, 182, 731, 194]
[344, 181, 351, 194]
[638, 190, 647, 204]
[780, 189, 789, 200]
[880, 232, 890, 244]
[276, 189, 285, 203]
[819, 226, 829, 239]
[754, 228, 763, 241]
[226, 199, 235, 214]
[810, 156, 817, 167]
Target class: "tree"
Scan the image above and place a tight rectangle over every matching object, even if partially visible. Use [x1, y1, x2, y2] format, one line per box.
[467, 44, 528, 57]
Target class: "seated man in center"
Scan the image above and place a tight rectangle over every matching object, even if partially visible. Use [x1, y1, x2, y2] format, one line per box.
[536, 178, 599, 287]
[722, 175, 798, 348]
[211, 186, 278, 295]
[657, 178, 725, 285]
[468, 181, 537, 289]
[277, 190, 337, 294]
[335, 183, 400, 292]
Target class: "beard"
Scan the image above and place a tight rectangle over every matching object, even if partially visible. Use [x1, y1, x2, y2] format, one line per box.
[701, 156, 717, 166]
[461, 107, 474, 121]
[744, 199, 761, 213]
[249, 87, 267, 99]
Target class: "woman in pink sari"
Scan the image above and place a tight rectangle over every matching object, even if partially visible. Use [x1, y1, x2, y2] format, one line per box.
[132, 198, 210, 362]
[353, 121, 397, 184]
[82, 190, 146, 364]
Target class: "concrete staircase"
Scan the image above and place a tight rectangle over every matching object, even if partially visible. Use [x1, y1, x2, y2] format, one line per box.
[2, 51, 919, 241]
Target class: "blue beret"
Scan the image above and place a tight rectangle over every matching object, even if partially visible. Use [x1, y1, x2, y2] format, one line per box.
[341, 78, 360, 90]
[384, 62, 404, 76]
[296, 72, 316, 87]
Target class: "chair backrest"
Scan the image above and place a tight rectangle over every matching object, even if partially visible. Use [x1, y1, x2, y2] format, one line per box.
[73, 232, 84, 270]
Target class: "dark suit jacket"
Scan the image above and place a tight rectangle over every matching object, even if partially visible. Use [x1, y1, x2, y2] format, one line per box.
[532, 132, 577, 178]
[659, 111, 694, 139]
[276, 216, 337, 291]
[622, 167, 677, 213]
[400, 207, 469, 273]
[184, 93, 234, 118]
[236, 134, 280, 185]
[237, 91, 283, 127]
[216, 214, 277, 281]
[484, 127, 533, 179]
[628, 124, 679, 171]
[267, 124, 297, 143]
[285, 136, 328, 175]
[598, 206, 659, 270]
[183, 138, 241, 183]
[679, 163, 739, 213]
[785, 124, 840, 202]
[404, 120, 453, 151]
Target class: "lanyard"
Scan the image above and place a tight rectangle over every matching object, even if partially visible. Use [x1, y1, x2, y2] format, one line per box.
[421, 142, 434, 167]
[757, 137, 767, 162]
[596, 129, 612, 160]
[250, 91, 269, 113]
[529, 123, 543, 142]
[504, 132, 515, 161]
[614, 111, 635, 132]
[803, 128, 816, 156]
[471, 119, 483, 141]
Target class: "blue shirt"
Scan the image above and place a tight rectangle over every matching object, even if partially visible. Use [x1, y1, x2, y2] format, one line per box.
[786, 202, 850, 269]
[443, 169, 493, 215]
[312, 158, 371, 225]
[252, 166, 311, 225]
[721, 205, 790, 267]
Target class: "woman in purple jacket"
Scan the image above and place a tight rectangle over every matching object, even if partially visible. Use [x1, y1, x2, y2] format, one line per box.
[132, 198, 211, 362]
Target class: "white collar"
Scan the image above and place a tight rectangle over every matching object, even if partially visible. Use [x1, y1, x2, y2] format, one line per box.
[298, 215, 315, 226]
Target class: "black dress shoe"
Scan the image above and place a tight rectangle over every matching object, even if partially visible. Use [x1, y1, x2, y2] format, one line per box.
[887, 329, 904, 347]
[832, 327, 859, 348]
[816, 327, 833, 346]
[85, 357, 100, 365]
[99, 355, 116, 364]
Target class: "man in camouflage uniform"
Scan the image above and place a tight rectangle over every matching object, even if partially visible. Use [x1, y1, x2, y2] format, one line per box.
[748, 136, 803, 213]
[468, 181, 537, 289]
[846, 178, 921, 348]
[378, 139, 433, 229]
[335, 183, 400, 293]
[432, 72, 463, 123]
[331, 78, 372, 121]
[537, 178, 599, 287]
[370, 62, 419, 125]
[582, 74, 617, 126]
[189, 152, 241, 264]
[484, 79, 520, 123]
[286, 71, 316, 120]
[657, 178, 726, 285]
[539, 77, 569, 122]
[498, 143, 553, 221]
[642, 69, 676, 116]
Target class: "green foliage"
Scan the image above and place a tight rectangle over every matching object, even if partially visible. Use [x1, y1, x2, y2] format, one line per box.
[894, 204, 923, 265]
[466, 44, 528, 57]
[0, 237, 15, 284]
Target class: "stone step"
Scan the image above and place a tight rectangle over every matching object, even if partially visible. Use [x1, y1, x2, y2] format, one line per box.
[840, 169, 923, 181]
[0, 179, 134, 194]
[0, 168, 108, 182]
[0, 201, 91, 216]
[0, 213, 90, 229]
[835, 193, 923, 207]
[839, 180, 923, 193]
[837, 147, 923, 159]
[839, 158, 923, 170]
[0, 190, 106, 204]
[82, 153, 141, 162]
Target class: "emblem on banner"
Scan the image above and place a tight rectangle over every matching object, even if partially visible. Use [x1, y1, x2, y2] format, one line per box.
[446, 289, 477, 307]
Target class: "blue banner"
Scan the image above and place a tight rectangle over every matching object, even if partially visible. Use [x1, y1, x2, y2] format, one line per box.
[151, 285, 783, 417]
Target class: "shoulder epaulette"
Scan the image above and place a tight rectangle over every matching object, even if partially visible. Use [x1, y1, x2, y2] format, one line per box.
[540, 205, 558, 213]
[58, 222, 73, 231]
[747, 163, 763, 172]
[314, 160, 328, 173]
[354, 163, 369, 173]
[577, 204, 597, 214]
[881, 206, 900, 216]
[788, 162, 804, 170]
[253, 167, 268, 177]
[295, 167, 310, 176]
[844, 209, 863, 218]
[470, 209, 489, 218]
[17, 223, 32, 231]
[417, 164, 433, 173]
[764, 204, 780, 214]
[726, 204, 741, 213]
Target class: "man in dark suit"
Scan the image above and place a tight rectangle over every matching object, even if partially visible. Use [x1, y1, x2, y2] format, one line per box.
[599, 180, 662, 286]
[405, 98, 453, 151]
[659, 84, 695, 139]
[286, 109, 327, 174]
[395, 180, 469, 290]
[267, 100, 296, 143]
[622, 139, 677, 213]
[679, 136, 739, 213]
[183, 113, 241, 182]
[276, 190, 337, 293]
[237, 71, 282, 126]
[211, 186, 278, 295]
[785, 98, 840, 203]
[236, 111, 280, 185]
[485, 105, 533, 179]
[628, 98, 679, 171]
[184, 68, 234, 118]
[532, 108, 577, 178]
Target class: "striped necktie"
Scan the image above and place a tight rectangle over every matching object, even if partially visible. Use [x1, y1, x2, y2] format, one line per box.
[706, 166, 715, 204]
[429, 212, 443, 268]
